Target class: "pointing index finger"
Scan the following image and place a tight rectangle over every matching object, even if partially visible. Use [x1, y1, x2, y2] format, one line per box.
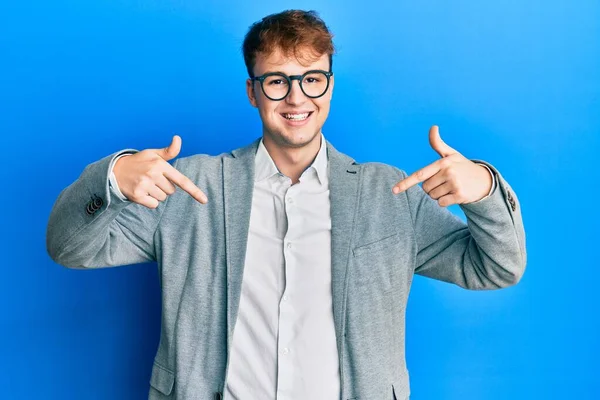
[164, 164, 208, 203]
[393, 161, 441, 194]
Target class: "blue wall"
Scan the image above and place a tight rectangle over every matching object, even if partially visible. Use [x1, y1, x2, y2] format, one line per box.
[2, 0, 598, 398]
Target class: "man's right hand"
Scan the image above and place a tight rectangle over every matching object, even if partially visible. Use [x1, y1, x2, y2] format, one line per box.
[113, 135, 208, 208]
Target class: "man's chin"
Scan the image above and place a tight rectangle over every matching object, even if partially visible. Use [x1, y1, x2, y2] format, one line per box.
[267, 127, 320, 149]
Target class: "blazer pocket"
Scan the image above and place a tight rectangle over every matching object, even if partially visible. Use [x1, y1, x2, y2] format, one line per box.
[351, 233, 401, 292]
[353, 232, 400, 257]
[150, 361, 175, 396]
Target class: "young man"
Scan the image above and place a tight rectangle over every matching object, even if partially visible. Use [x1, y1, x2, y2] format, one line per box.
[46, 9, 526, 400]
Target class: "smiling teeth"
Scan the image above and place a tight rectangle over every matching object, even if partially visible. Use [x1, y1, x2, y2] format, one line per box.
[284, 113, 310, 120]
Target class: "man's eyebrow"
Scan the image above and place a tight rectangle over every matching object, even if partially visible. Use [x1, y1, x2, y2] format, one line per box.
[262, 70, 289, 75]
[260, 69, 314, 76]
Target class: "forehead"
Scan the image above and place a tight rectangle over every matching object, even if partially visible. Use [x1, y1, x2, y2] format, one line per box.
[254, 47, 329, 75]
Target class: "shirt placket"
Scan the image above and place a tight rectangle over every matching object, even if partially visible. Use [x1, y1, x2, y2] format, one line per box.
[275, 176, 299, 399]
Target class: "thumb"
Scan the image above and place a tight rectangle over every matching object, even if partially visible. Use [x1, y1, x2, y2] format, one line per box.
[154, 135, 182, 161]
[429, 125, 456, 158]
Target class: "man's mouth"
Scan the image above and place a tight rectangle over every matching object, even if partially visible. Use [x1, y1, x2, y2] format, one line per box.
[281, 111, 313, 121]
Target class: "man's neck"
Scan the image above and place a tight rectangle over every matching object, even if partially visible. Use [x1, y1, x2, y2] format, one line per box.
[262, 133, 322, 185]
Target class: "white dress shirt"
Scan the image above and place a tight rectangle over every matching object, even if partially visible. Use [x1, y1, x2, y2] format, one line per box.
[224, 133, 340, 400]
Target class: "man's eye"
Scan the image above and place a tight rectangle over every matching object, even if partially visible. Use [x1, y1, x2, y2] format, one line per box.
[304, 77, 320, 84]
[268, 79, 285, 85]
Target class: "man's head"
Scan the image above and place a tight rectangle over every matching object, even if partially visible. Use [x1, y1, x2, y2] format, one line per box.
[243, 10, 336, 150]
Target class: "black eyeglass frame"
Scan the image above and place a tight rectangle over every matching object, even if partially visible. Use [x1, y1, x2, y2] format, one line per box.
[250, 69, 334, 101]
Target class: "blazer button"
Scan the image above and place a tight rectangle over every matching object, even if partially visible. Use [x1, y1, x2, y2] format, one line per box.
[86, 194, 104, 215]
[86, 202, 96, 215]
[92, 194, 104, 209]
[505, 189, 516, 212]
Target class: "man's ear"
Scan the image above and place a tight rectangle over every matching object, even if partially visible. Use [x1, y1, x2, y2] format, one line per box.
[246, 79, 258, 108]
[329, 73, 334, 100]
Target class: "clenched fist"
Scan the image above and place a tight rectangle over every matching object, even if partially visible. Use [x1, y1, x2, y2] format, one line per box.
[113, 135, 208, 209]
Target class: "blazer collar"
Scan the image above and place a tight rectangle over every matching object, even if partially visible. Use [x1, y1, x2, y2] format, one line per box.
[243, 133, 330, 186]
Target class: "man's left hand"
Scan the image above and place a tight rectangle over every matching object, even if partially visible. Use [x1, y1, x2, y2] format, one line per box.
[392, 125, 493, 207]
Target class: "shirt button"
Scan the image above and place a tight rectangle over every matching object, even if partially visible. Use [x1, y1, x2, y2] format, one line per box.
[282, 295, 288, 302]
[282, 347, 289, 355]
[286, 242, 292, 249]
[287, 197, 294, 204]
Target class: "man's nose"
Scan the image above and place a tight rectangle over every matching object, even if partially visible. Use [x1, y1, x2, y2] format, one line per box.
[285, 79, 307, 105]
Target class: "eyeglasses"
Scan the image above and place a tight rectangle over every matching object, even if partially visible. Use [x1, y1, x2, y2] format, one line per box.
[251, 69, 333, 101]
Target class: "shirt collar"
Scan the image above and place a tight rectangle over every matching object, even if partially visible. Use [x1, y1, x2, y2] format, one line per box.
[254, 133, 328, 186]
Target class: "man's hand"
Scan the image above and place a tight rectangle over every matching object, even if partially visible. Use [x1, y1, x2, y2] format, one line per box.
[113, 135, 208, 209]
[392, 125, 493, 207]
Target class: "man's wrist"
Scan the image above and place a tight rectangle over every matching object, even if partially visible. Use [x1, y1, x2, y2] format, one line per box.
[474, 162, 496, 201]
[109, 153, 134, 202]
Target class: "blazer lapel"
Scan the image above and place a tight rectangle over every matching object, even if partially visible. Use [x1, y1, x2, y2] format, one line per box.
[326, 140, 361, 355]
[222, 137, 261, 346]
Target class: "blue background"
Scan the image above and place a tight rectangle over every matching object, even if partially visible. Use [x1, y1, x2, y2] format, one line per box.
[2, 0, 598, 399]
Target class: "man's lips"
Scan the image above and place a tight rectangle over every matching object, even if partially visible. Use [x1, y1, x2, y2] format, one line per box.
[279, 111, 313, 126]
[280, 111, 314, 121]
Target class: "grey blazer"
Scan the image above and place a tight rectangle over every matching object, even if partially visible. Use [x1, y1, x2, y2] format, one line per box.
[46, 137, 526, 400]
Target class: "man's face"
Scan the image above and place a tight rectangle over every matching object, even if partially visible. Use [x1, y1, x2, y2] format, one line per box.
[246, 48, 334, 149]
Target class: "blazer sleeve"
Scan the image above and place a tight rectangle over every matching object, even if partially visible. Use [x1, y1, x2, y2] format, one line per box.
[402, 159, 527, 289]
[46, 149, 175, 269]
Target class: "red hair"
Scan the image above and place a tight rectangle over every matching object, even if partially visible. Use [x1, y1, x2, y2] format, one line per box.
[242, 10, 336, 77]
